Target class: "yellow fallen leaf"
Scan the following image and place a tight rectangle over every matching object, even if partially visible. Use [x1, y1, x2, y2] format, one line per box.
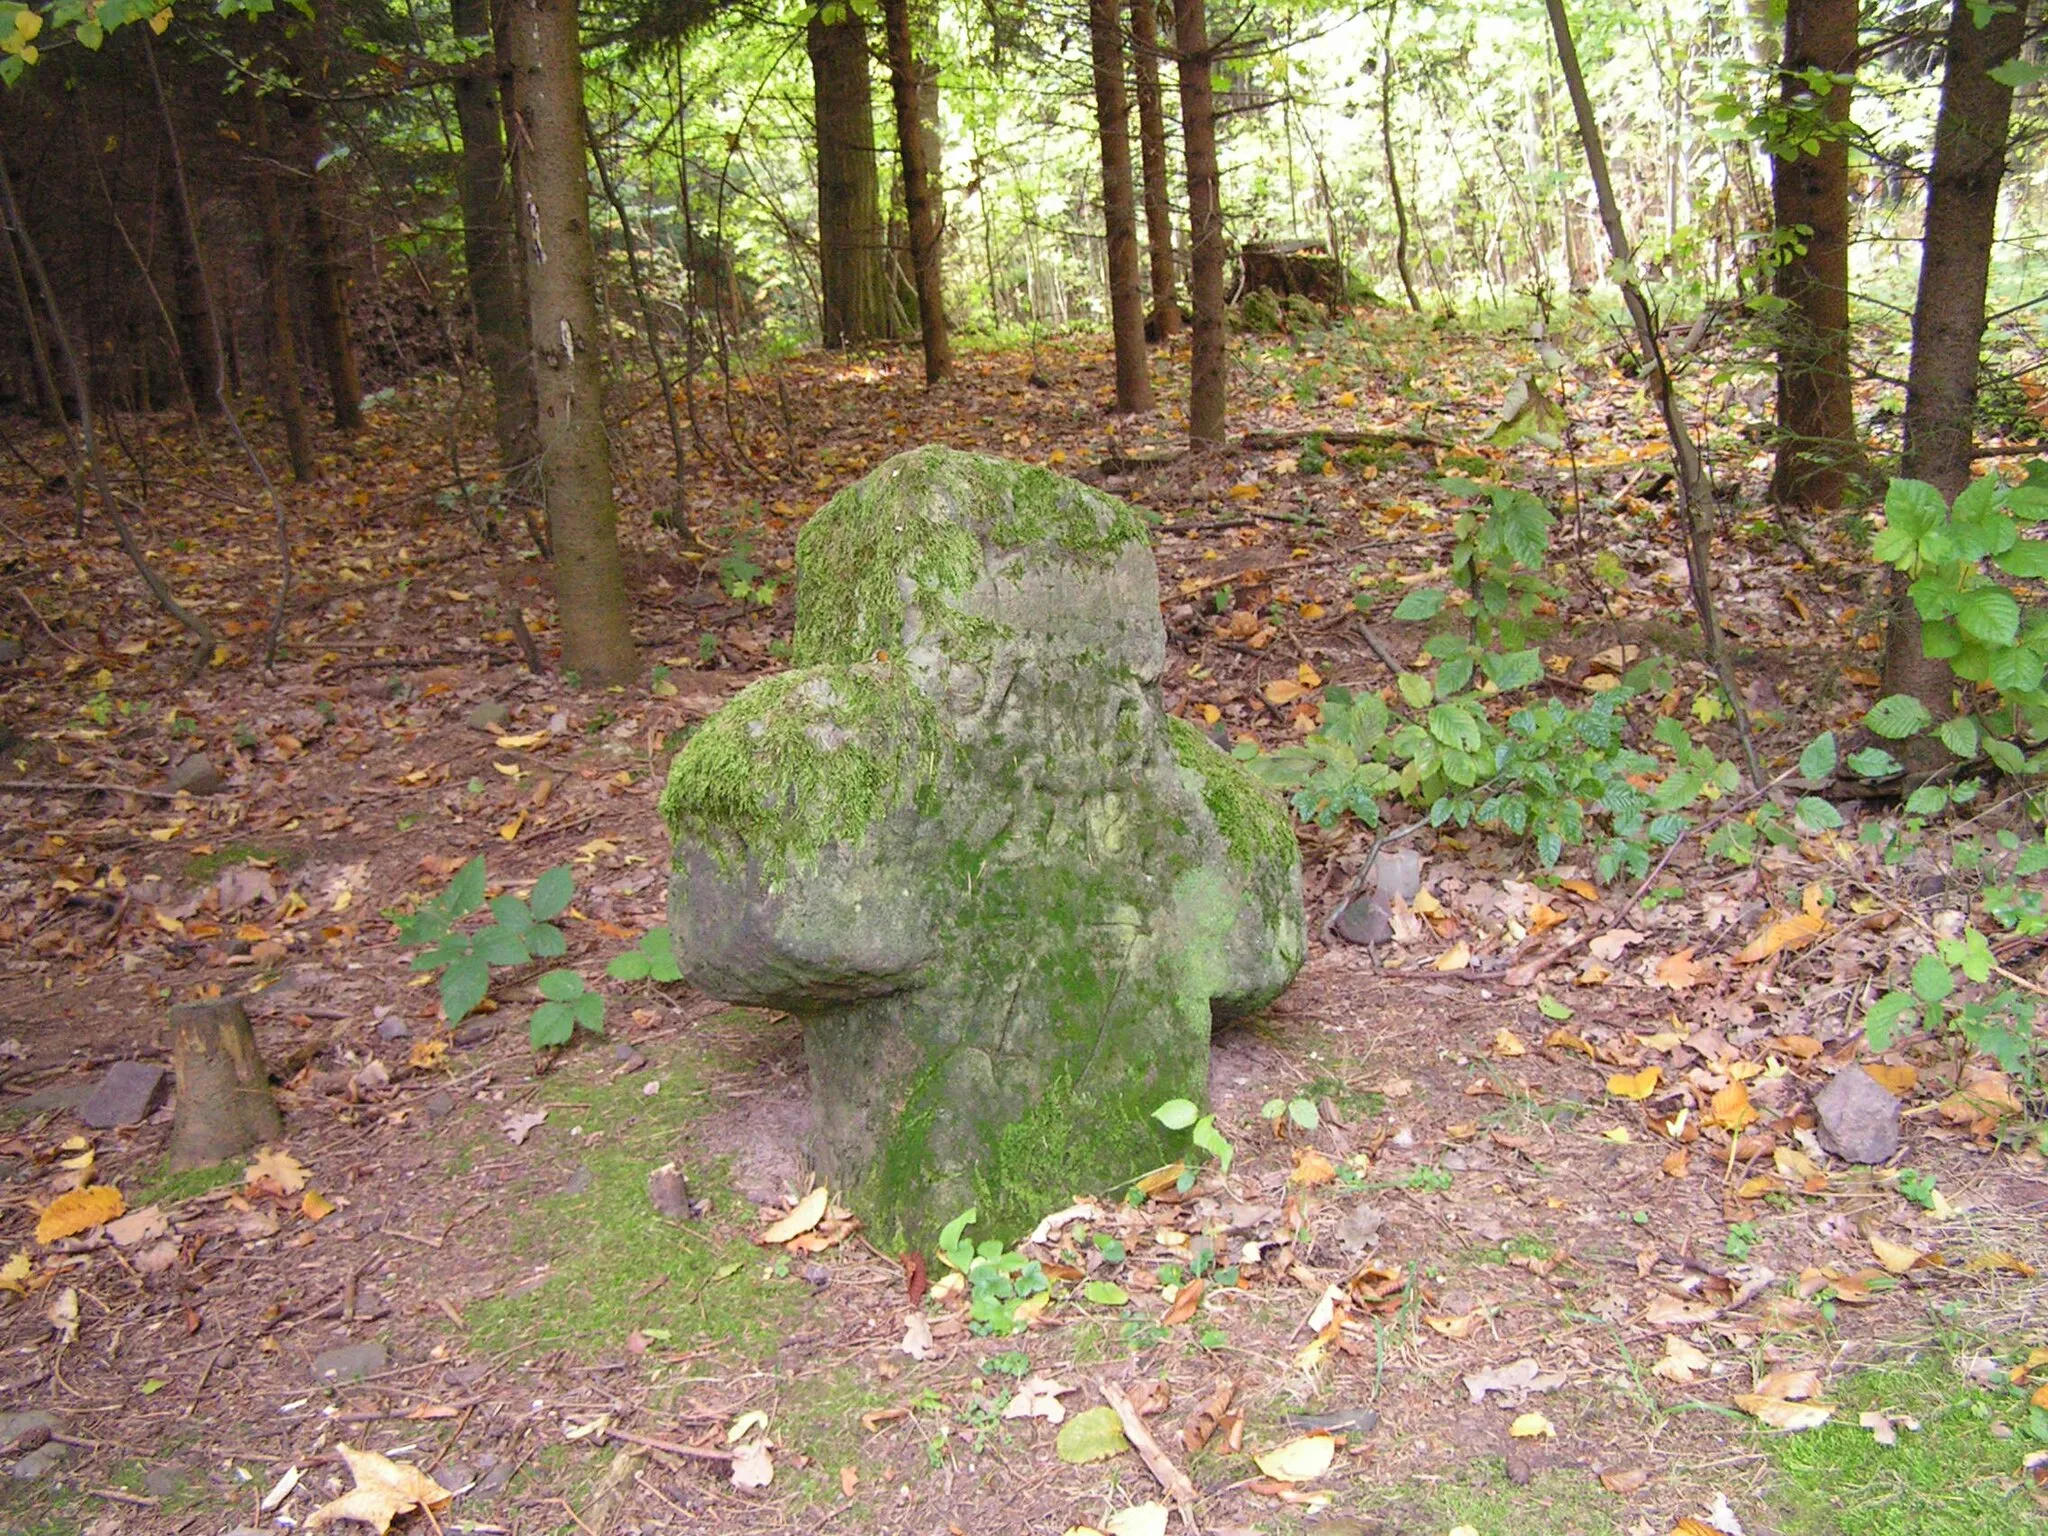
[1198, 703, 1221, 725]
[1228, 482, 1263, 500]
[1296, 662, 1323, 688]
[1869, 1235, 1925, 1274]
[1491, 1029, 1527, 1058]
[1424, 1311, 1481, 1339]
[1600, 1127, 1631, 1144]
[1434, 940, 1472, 972]
[1707, 1082, 1757, 1132]
[758, 1187, 829, 1246]
[0, 1251, 30, 1293]
[302, 1190, 338, 1222]
[1299, 602, 1325, 619]
[1263, 678, 1306, 706]
[1253, 1431, 1336, 1483]
[1962, 1251, 2034, 1276]
[1290, 1148, 1336, 1186]
[495, 731, 551, 749]
[1734, 909, 1828, 964]
[246, 1148, 309, 1197]
[498, 810, 526, 840]
[1734, 1394, 1835, 1431]
[1607, 1066, 1661, 1101]
[1864, 1063, 1917, 1096]
[306, 1443, 452, 1533]
[1103, 1503, 1170, 1536]
[407, 1039, 448, 1072]
[1509, 1412, 1556, 1439]
[36, 1185, 125, 1244]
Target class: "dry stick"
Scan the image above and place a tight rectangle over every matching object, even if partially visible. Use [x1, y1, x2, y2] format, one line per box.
[141, 35, 293, 669]
[1099, 1378, 1200, 1532]
[0, 135, 215, 668]
[1542, 0, 1763, 790]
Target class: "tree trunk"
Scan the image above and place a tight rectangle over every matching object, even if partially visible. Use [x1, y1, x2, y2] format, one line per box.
[1379, 38, 1422, 314]
[883, 0, 952, 384]
[1768, 0, 1861, 508]
[1881, 0, 2031, 721]
[1, 222, 63, 428]
[454, 0, 540, 478]
[168, 1000, 283, 1168]
[254, 105, 314, 483]
[508, 0, 640, 686]
[1090, 0, 1154, 412]
[1174, 0, 1225, 443]
[1130, 0, 1180, 337]
[809, 12, 889, 348]
[171, 234, 220, 415]
[293, 102, 365, 433]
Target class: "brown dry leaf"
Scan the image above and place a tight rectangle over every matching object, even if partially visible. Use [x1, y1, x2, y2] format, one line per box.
[1654, 948, 1707, 989]
[1588, 928, 1645, 962]
[1134, 1164, 1186, 1197]
[1773, 1034, 1825, 1059]
[1001, 1375, 1073, 1425]
[1643, 1295, 1720, 1327]
[1756, 1368, 1823, 1400]
[1734, 1394, 1835, 1431]
[406, 1038, 448, 1072]
[1181, 1377, 1235, 1454]
[758, 1187, 829, 1246]
[35, 1185, 125, 1244]
[729, 1440, 773, 1490]
[838, 1464, 859, 1498]
[105, 1205, 168, 1248]
[1491, 1028, 1527, 1058]
[1545, 1028, 1595, 1058]
[246, 1148, 309, 1197]
[1527, 901, 1570, 934]
[1869, 1235, 1926, 1274]
[1661, 1147, 1691, 1177]
[1734, 902, 1829, 964]
[302, 1190, 338, 1222]
[1963, 1251, 2035, 1276]
[1707, 1082, 1758, 1132]
[1263, 678, 1306, 706]
[1607, 1066, 1661, 1101]
[1576, 961, 1614, 986]
[1424, 1310, 1483, 1339]
[1599, 1466, 1652, 1494]
[306, 1443, 452, 1532]
[1160, 1277, 1207, 1327]
[1652, 1336, 1712, 1384]
[1252, 1431, 1336, 1483]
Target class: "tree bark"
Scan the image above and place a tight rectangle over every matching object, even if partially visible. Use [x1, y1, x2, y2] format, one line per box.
[292, 101, 365, 433]
[1768, 0, 1861, 508]
[1882, 0, 2031, 720]
[168, 1000, 283, 1169]
[1090, 0, 1154, 412]
[809, 11, 890, 348]
[883, 0, 952, 384]
[1174, 0, 1225, 443]
[454, 0, 540, 479]
[1130, 0, 1180, 337]
[254, 104, 314, 484]
[1, 220, 63, 428]
[1379, 36, 1422, 314]
[508, 0, 639, 686]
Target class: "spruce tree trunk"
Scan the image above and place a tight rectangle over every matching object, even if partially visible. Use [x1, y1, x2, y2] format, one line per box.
[291, 101, 365, 433]
[809, 12, 889, 347]
[454, 0, 539, 477]
[1174, 0, 1226, 443]
[508, 0, 640, 686]
[883, 0, 951, 384]
[168, 1000, 283, 1169]
[1881, 0, 2030, 723]
[1130, 0, 1180, 337]
[254, 104, 314, 483]
[1768, 0, 1861, 508]
[1090, 0, 1154, 412]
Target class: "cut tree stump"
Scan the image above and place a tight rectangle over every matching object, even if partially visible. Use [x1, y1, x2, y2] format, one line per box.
[168, 999, 282, 1168]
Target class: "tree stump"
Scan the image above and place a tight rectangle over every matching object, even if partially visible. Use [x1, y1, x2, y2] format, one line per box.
[168, 999, 283, 1168]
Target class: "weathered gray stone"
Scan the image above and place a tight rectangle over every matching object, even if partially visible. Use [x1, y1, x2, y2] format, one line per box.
[79, 1061, 167, 1128]
[466, 702, 511, 732]
[1331, 847, 1423, 946]
[311, 1340, 388, 1384]
[1813, 1067, 1901, 1164]
[661, 448, 1306, 1244]
[168, 753, 224, 796]
[10, 1441, 66, 1480]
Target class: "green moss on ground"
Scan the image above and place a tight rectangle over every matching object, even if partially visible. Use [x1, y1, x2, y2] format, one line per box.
[132, 1157, 241, 1208]
[1164, 714, 1299, 873]
[657, 663, 941, 881]
[185, 842, 301, 881]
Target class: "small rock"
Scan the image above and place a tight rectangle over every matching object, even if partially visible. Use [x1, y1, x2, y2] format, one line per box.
[1813, 1068, 1901, 1164]
[10, 1441, 67, 1480]
[0, 1411, 59, 1453]
[561, 1162, 593, 1196]
[1331, 847, 1423, 946]
[475, 1458, 516, 1497]
[143, 1465, 186, 1500]
[0, 634, 23, 664]
[436, 1461, 478, 1496]
[376, 1017, 412, 1041]
[79, 1062, 168, 1129]
[465, 702, 511, 732]
[613, 1046, 648, 1076]
[801, 1262, 831, 1290]
[310, 1340, 388, 1384]
[423, 1090, 455, 1122]
[168, 752, 224, 796]
[454, 1019, 498, 1048]
[648, 1162, 692, 1220]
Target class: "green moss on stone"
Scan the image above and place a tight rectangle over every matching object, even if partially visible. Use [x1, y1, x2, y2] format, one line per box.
[658, 664, 941, 880]
[1164, 715, 1299, 874]
[984, 460, 1149, 559]
[971, 1072, 1178, 1243]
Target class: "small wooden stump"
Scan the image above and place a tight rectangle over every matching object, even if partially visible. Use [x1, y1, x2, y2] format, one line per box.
[168, 999, 282, 1168]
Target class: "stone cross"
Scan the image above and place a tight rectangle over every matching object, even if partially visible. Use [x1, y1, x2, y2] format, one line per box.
[661, 447, 1305, 1244]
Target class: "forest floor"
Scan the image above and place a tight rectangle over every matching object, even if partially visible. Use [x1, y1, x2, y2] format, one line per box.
[1, 310, 2046, 1536]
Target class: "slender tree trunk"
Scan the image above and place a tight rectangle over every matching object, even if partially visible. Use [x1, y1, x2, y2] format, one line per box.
[254, 105, 314, 484]
[1174, 0, 1225, 443]
[1881, 0, 2031, 721]
[1090, 0, 1154, 412]
[454, 0, 540, 478]
[809, 12, 889, 347]
[290, 100, 364, 433]
[171, 234, 220, 414]
[1130, 0, 1180, 337]
[507, 0, 638, 686]
[1379, 38, 1422, 314]
[883, 0, 952, 384]
[1, 222, 62, 428]
[1768, 0, 1862, 508]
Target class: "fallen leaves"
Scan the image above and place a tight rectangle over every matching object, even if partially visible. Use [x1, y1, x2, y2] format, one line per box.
[1002, 1375, 1072, 1425]
[306, 1444, 452, 1533]
[1252, 1430, 1336, 1482]
[757, 1187, 829, 1246]
[1607, 1065, 1662, 1101]
[1056, 1405, 1130, 1465]
[1462, 1357, 1567, 1405]
[1735, 884, 1831, 963]
[1734, 1368, 1835, 1431]
[35, 1184, 125, 1244]
[246, 1147, 309, 1197]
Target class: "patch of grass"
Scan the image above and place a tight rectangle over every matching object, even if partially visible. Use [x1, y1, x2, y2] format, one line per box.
[465, 1044, 806, 1360]
[132, 1156, 241, 1208]
[184, 842, 301, 881]
[1763, 1350, 2047, 1535]
[1333, 1465, 1623, 1536]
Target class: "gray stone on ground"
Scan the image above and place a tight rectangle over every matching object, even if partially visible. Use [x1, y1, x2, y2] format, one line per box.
[3, 1079, 92, 1119]
[2, 1410, 64, 1481]
[423, 1090, 455, 1122]
[79, 1061, 168, 1128]
[311, 1340, 388, 1384]
[1331, 847, 1424, 946]
[376, 1016, 412, 1041]
[660, 447, 1307, 1245]
[465, 702, 511, 732]
[168, 752, 224, 795]
[1813, 1067, 1901, 1164]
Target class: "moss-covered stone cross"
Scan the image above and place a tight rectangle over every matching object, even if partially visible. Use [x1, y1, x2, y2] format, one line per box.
[660, 447, 1305, 1245]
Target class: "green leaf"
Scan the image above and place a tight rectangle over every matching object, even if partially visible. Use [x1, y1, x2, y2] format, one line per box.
[1989, 56, 2048, 88]
[1190, 1116, 1234, 1173]
[1081, 1280, 1129, 1306]
[1985, 736, 2026, 774]
[1954, 585, 2020, 647]
[1864, 694, 1934, 740]
[1993, 541, 2048, 578]
[489, 893, 533, 933]
[1490, 490, 1556, 570]
[1798, 731, 1837, 780]
[1863, 990, 1914, 1049]
[606, 951, 651, 982]
[573, 993, 606, 1033]
[1480, 647, 1544, 691]
[440, 954, 490, 1023]
[1055, 1405, 1130, 1465]
[1874, 479, 1947, 569]
[1793, 796, 1842, 832]
[474, 925, 531, 967]
[641, 927, 683, 982]
[1910, 953, 1954, 1004]
[1936, 717, 1982, 757]
[1397, 672, 1435, 709]
[1152, 1098, 1199, 1131]
[529, 866, 574, 921]
[445, 857, 487, 917]
[1537, 993, 1573, 1020]
[1393, 587, 1447, 621]
[537, 968, 587, 1001]
[529, 1002, 575, 1049]
[1286, 1098, 1320, 1131]
[1845, 746, 1903, 778]
[528, 923, 568, 959]
[1904, 784, 1950, 816]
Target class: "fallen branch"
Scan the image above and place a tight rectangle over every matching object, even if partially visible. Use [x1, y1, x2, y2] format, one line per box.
[1236, 426, 1447, 451]
[0, 779, 191, 802]
[598, 1425, 734, 1462]
[1100, 1377, 1200, 1532]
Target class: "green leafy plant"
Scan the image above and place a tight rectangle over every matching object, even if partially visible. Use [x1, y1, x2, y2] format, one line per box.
[1387, 477, 1559, 649]
[391, 858, 573, 1026]
[530, 969, 605, 1047]
[934, 1208, 1048, 1337]
[1863, 926, 2040, 1089]
[1724, 1220, 1760, 1260]
[1152, 1098, 1234, 1192]
[1260, 1094, 1321, 1133]
[606, 927, 683, 984]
